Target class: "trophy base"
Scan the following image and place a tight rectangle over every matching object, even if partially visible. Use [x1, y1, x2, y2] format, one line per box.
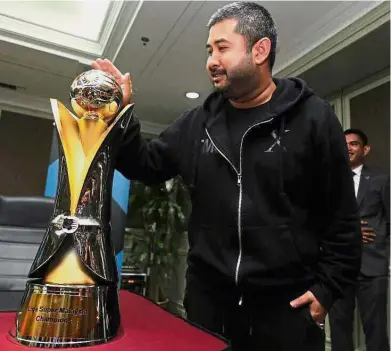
[12, 281, 120, 348]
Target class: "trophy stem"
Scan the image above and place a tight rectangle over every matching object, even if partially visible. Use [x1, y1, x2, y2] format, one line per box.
[78, 118, 108, 156]
[43, 248, 94, 285]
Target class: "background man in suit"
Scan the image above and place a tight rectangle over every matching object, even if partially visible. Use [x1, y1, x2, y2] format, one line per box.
[329, 128, 390, 351]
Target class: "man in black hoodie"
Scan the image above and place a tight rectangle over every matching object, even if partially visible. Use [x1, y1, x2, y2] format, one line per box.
[93, 2, 361, 350]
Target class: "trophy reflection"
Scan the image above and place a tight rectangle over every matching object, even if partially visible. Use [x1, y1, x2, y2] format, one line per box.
[12, 70, 134, 348]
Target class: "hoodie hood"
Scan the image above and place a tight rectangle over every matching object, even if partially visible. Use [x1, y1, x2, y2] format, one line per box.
[203, 77, 314, 125]
[269, 78, 314, 117]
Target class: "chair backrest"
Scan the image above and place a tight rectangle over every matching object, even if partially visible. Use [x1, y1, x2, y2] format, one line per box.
[0, 195, 54, 311]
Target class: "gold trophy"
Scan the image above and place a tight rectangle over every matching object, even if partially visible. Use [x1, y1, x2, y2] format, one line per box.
[11, 70, 134, 348]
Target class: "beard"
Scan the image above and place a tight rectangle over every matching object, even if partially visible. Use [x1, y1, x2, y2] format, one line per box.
[211, 55, 260, 100]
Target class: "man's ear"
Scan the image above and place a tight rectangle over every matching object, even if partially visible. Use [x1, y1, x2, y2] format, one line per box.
[252, 38, 271, 66]
[363, 144, 371, 156]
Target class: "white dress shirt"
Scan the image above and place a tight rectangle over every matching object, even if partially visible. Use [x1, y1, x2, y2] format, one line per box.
[352, 164, 363, 198]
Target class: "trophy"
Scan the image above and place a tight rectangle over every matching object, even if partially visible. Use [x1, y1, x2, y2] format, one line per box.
[11, 69, 134, 348]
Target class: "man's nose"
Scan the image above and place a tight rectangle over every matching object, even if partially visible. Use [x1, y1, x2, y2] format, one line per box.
[207, 55, 220, 70]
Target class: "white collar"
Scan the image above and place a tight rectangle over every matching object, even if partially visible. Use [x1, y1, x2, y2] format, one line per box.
[352, 164, 363, 176]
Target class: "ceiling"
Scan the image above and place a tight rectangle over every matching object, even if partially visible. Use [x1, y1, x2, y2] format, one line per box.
[0, 1, 112, 42]
[300, 21, 390, 98]
[0, 1, 388, 134]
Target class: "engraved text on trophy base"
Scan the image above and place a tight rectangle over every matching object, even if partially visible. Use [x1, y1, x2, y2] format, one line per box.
[18, 293, 96, 339]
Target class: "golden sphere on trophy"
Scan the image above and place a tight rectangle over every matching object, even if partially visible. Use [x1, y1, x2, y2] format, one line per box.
[70, 69, 123, 124]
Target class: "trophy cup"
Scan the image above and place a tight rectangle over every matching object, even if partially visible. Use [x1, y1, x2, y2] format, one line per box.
[11, 69, 134, 348]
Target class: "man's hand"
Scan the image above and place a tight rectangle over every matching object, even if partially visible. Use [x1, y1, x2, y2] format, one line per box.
[361, 220, 376, 244]
[290, 290, 327, 325]
[91, 58, 132, 106]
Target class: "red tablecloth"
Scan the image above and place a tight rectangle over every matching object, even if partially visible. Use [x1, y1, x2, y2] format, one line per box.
[0, 291, 229, 350]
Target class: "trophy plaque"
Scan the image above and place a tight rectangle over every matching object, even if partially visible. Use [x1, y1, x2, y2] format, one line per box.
[11, 69, 134, 348]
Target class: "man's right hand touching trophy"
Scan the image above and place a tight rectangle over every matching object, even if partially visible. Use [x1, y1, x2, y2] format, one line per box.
[91, 59, 133, 107]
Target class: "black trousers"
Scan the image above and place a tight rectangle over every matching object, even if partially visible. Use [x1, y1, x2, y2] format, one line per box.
[184, 283, 325, 351]
[329, 274, 389, 351]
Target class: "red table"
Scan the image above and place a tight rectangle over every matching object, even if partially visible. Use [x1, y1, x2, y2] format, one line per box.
[0, 291, 229, 350]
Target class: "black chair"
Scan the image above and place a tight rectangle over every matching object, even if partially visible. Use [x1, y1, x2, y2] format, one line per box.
[0, 195, 54, 311]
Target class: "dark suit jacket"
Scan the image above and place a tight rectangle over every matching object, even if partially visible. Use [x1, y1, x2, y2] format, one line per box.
[358, 166, 390, 276]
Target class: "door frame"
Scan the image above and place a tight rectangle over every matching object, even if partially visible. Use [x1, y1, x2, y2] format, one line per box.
[324, 68, 390, 351]
[328, 93, 343, 123]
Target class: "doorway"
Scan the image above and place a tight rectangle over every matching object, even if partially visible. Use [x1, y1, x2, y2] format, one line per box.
[327, 70, 390, 351]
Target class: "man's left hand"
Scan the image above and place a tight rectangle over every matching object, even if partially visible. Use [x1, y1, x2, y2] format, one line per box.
[290, 290, 327, 324]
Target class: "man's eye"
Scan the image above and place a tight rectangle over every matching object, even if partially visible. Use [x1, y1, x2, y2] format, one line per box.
[219, 47, 228, 51]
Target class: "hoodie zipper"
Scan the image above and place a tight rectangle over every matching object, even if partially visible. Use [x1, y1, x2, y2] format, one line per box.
[205, 117, 274, 297]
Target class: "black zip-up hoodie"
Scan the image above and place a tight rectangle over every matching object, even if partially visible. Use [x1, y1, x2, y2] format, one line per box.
[116, 78, 361, 310]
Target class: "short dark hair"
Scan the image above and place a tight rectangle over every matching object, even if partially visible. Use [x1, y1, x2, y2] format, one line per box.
[207, 2, 278, 70]
[344, 128, 369, 146]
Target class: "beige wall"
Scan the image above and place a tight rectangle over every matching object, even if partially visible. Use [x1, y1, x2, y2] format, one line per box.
[0, 110, 52, 196]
